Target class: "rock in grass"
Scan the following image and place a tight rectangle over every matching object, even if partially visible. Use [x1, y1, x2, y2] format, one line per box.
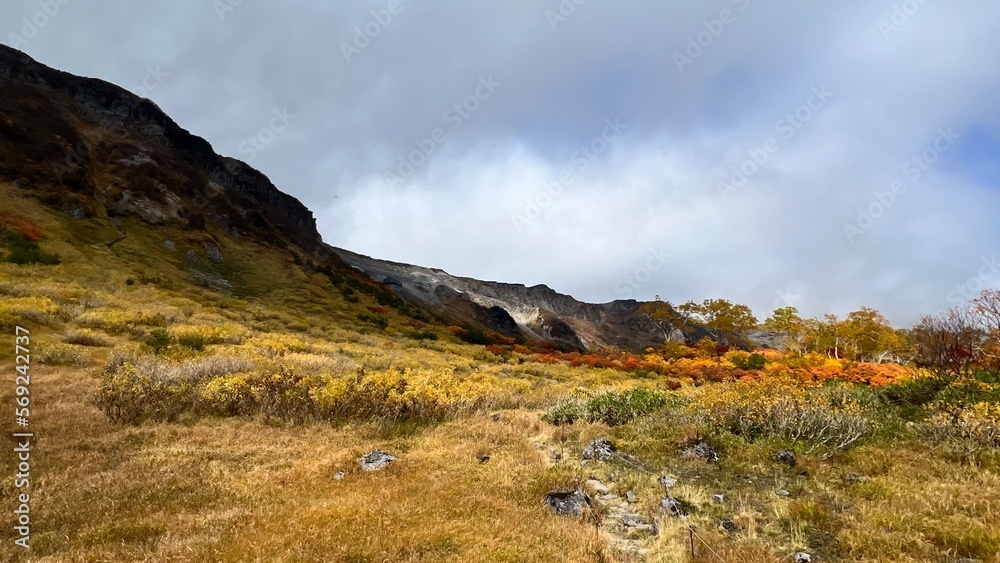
[793, 552, 812, 563]
[776, 489, 791, 497]
[545, 490, 591, 516]
[582, 438, 616, 461]
[657, 475, 678, 488]
[773, 449, 797, 467]
[712, 494, 725, 504]
[844, 472, 867, 483]
[585, 479, 610, 495]
[718, 517, 739, 533]
[682, 442, 719, 463]
[660, 496, 692, 517]
[333, 471, 345, 480]
[359, 449, 396, 471]
[626, 490, 637, 503]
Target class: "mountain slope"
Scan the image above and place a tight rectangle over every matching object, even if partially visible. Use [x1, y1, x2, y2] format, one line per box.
[334, 247, 674, 351]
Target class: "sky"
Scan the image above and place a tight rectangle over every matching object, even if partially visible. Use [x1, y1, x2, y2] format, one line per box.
[4, 0, 1000, 326]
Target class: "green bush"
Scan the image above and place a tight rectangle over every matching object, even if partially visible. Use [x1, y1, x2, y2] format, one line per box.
[177, 334, 205, 351]
[405, 329, 438, 341]
[0, 227, 60, 265]
[356, 313, 388, 329]
[458, 327, 493, 345]
[542, 389, 671, 426]
[145, 329, 172, 354]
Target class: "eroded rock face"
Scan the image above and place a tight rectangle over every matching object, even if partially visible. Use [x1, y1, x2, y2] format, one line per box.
[583, 438, 616, 461]
[545, 490, 591, 516]
[359, 450, 395, 471]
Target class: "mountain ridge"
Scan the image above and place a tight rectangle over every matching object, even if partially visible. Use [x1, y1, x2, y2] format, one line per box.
[0, 44, 673, 350]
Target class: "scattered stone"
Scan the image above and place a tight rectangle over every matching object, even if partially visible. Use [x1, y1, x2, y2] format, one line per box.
[718, 517, 739, 533]
[622, 513, 645, 527]
[626, 490, 637, 503]
[660, 496, 689, 517]
[583, 438, 616, 461]
[657, 475, 678, 488]
[163, 239, 175, 250]
[585, 479, 610, 495]
[682, 442, 719, 463]
[844, 472, 867, 483]
[476, 453, 491, 464]
[580, 459, 589, 466]
[773, 449, 798, 467]
[359, 449, 396, 471]
[491, 413, 501, 421]
[551, 449, 562, 461]
[776, 489, 791, 497]
[712, 494, 725, 504]
[204, 243, 224, 264]
[545, 490, 591, 516]
[793, 552, 812, 563]
[333, 471, 345, 480]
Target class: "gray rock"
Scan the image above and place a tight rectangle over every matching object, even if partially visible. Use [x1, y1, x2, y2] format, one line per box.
[333, 471, 345, 480]
[164, 239, 176, 250]
[359, 449, 396, 471]
[712, 494, 725, 504]
[626, 490, 637, 503]
[585, 479, 610, 495]
[582, 438, 616, 461]
[660, 496, 689, 517]
[773, 449, 797, 467]
[719, 517, 739, 533]
[545, 490, 591, 516]
[793, 552, 812, 563]
[682, 442, 719, 462]
[657, 475, 678, 488]
[204, 243, 224, 264]
[844, 472, 867, 483]
[777, 489, 791, 497]
[476, 453, 491, 464]
[622, 513, 645, 527]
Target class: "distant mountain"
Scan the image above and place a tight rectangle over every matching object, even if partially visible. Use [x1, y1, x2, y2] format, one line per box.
[333, 248, 681, 350]
[0, 45, 680, 351]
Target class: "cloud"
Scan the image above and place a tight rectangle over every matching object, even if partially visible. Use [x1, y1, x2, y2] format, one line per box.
[4, 0, 1000, 326]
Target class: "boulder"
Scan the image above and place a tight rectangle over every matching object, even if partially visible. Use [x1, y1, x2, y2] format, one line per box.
[545, 490, 591, 516]
[582, 438, 616, 461]
[359, 449, 396, 471]
[793, 553, 812, 563]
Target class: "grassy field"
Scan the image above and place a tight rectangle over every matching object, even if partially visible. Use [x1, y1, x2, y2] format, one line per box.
[1, 184, 999, 562]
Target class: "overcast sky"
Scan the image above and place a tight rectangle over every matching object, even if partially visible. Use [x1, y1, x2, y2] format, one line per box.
[5, 0, 1000, 325]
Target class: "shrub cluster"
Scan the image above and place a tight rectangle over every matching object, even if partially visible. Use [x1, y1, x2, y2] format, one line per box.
[542, 388, 672, 426]
[94, 353, 529, 425]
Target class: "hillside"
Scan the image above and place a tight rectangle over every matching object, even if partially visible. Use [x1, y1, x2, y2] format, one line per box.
[0, 46, 999, 563]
